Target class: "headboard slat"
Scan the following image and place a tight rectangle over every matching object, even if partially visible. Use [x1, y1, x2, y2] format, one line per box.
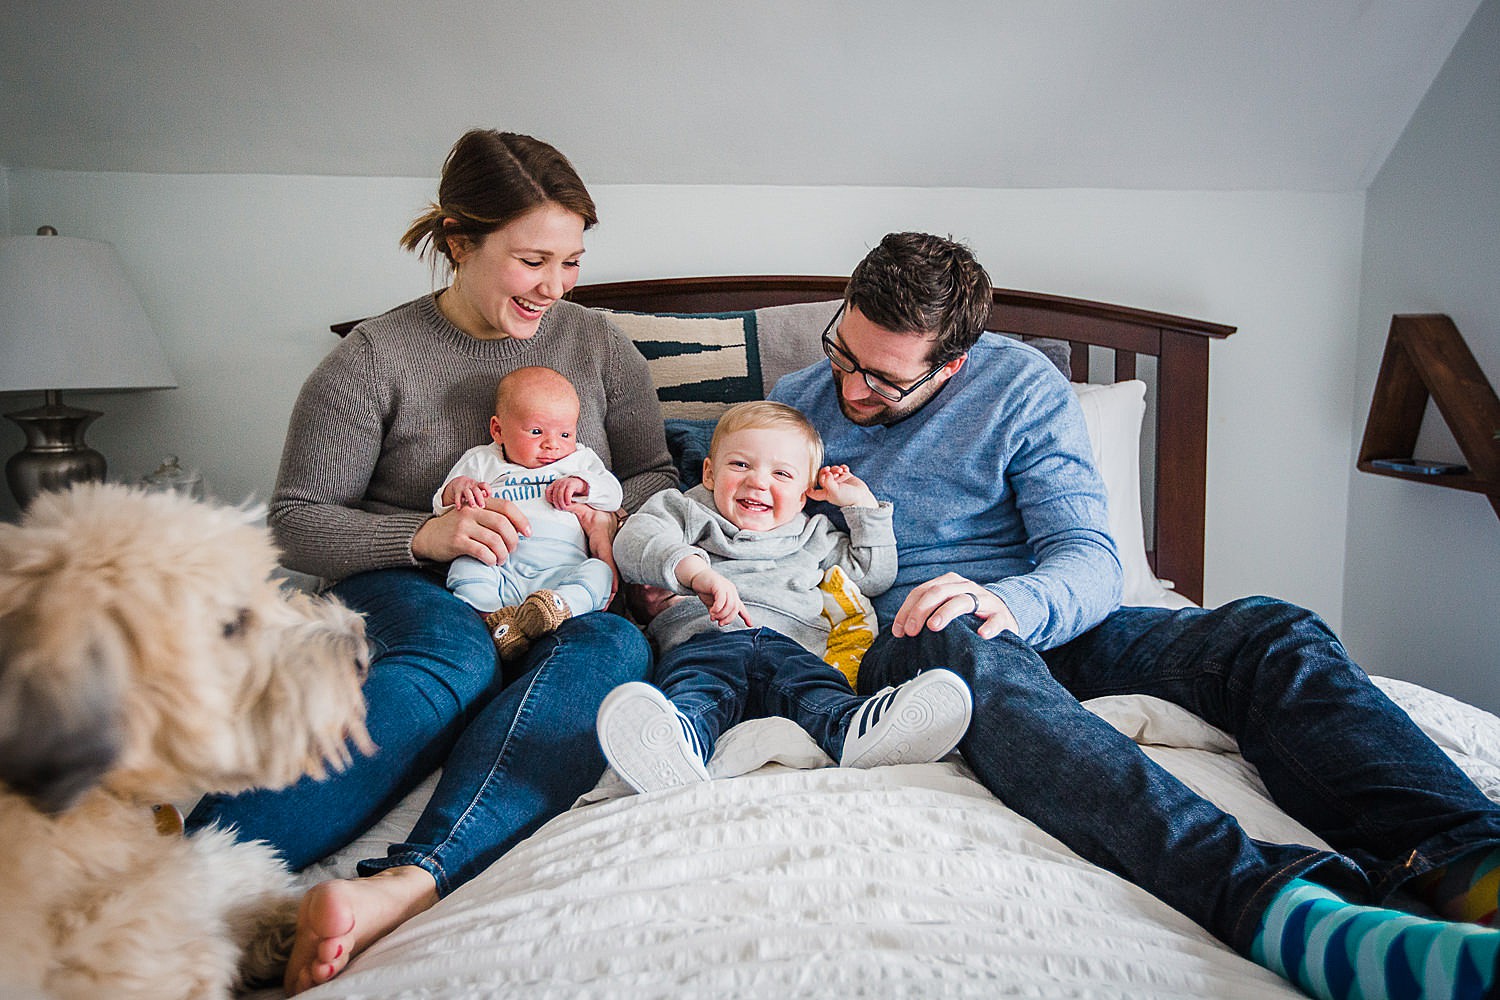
[1069, 348, 1090, 383]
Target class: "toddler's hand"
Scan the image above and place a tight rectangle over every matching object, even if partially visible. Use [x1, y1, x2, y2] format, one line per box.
[806, 465, 877, 508]
[689, 568, 753, 629]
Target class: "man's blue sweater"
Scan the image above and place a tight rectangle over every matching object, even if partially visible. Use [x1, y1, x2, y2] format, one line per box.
[770, 333, 1121, 650]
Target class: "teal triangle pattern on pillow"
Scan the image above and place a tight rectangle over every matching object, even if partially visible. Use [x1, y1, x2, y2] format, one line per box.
[598, 309, 764, 420]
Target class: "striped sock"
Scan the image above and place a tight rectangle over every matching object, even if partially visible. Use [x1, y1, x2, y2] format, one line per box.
[1415, 848, 1500, 927]
[1251, 878, 1500, 1000]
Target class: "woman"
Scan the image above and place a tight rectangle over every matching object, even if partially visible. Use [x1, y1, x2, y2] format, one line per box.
[186, 129, 674, 994]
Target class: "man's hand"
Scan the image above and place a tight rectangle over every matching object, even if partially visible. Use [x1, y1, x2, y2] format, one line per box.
[805, 464, 877, 508]
[412, 497, 532, 565]
[892, 572, 1019, 640]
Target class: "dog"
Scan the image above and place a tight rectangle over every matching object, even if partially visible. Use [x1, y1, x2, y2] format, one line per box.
[0, 483, 371, 1000]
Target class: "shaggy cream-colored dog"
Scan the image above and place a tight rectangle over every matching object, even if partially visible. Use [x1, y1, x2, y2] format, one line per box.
[0, 483, 371, 1000]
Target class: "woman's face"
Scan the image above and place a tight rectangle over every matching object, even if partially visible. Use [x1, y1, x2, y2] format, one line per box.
[444, 202, 587, 341]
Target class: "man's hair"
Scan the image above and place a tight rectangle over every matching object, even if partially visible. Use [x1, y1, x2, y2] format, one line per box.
[709, 400, 823, 481]
[845, 232, 993, 364]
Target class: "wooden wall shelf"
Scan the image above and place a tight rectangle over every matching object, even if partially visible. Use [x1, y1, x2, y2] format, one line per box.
[1357, 314, 1500, 518]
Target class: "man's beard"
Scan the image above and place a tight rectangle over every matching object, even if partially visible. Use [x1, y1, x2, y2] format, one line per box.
[837, 390, 925, 427]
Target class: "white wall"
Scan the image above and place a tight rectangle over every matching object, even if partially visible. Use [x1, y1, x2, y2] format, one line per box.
[1343, 0, 1500, 712]
[3, 174, 1364, 629]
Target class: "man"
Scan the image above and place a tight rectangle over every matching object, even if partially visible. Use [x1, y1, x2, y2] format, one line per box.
[769, 232, 1500, 1000]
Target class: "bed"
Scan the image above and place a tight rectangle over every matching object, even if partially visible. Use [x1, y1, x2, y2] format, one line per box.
[286, 276, 1500, 999]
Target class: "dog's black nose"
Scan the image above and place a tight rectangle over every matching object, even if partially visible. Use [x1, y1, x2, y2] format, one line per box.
[0, 642, 125, 814]
[1, 725, 123, 815]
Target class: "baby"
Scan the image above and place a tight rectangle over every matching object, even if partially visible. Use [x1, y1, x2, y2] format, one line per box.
[435, 366, 622, 659]
[598, 400, 972, 793]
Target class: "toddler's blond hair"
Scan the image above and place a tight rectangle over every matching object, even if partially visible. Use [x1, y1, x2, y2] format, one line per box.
[709, 400, 824, 481]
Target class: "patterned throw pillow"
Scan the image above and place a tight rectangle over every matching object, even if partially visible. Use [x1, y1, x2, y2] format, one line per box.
[600, 310, 764, 420]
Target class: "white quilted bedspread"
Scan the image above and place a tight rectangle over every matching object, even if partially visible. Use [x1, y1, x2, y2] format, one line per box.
[284, 676, 1500, 999]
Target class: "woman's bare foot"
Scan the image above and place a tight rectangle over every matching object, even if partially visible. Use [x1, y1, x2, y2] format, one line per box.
[283, 865, 439, 995]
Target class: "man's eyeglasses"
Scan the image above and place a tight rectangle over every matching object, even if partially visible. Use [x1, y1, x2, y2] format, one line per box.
[820, 304, 948, 403]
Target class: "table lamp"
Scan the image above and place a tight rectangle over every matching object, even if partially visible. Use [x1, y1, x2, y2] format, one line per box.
[0, 227, 177, 508]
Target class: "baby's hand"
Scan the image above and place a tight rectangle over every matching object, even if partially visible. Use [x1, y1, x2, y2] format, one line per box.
[806, 465, 877, 508]
[445, 476, 492, 510]
[688, 568, 753, 628]
[546, 475, 588, 510]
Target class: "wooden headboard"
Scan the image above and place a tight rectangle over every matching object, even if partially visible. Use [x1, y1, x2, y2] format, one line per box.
[569, 275, 1235, 605]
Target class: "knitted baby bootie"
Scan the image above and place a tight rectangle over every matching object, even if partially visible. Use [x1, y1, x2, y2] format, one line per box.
[515, 589, 571, 641]
[484, 605, 530, 661]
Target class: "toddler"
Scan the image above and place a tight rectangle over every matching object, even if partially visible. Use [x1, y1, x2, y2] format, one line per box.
[598, 400, 971, 793]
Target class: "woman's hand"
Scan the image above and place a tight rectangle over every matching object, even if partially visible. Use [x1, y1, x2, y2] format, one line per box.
[412, 497, 532, 565]
[626, 583, 682, 623]
[571, 505, 622, 603]
[568, 503, 621, 543]
[892, 572, 1019, 640]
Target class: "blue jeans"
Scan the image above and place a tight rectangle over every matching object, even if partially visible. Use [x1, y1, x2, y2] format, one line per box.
[856, 596, 1500, 954]
[655, 628, 866, 762]
[187, 568, 650, 895]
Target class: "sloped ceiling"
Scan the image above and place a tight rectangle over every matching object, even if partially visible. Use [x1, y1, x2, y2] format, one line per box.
[0, 0, 1483, 190]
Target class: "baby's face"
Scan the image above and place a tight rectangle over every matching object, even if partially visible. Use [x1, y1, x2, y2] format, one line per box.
[702, 426, 813, 532]
[491, 394, 580, 469]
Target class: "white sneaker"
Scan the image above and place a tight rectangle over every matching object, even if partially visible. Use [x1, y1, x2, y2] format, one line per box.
[840, 668, 973, 768]
[597, 682, 710, 794]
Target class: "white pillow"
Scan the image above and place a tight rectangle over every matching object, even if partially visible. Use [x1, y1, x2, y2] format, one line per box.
[1071, 381, 1194, 609]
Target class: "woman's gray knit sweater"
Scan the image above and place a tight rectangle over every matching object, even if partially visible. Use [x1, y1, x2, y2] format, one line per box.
[269, 293, 675, 580]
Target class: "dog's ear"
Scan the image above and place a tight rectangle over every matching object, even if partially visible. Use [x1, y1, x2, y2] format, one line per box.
[0, 621, 125, 814]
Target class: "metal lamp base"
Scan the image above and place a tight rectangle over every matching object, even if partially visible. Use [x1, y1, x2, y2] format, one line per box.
[4, 391, 108, 509]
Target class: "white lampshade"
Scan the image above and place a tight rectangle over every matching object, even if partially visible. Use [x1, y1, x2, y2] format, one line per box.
[0, 233, 177, 393]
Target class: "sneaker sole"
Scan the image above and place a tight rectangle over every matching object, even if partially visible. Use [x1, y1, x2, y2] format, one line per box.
[842, 670, 973, 769]
[597, 683, 710, 794]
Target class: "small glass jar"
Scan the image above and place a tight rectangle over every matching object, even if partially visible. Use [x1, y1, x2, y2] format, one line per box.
[141, 455, 204, 499]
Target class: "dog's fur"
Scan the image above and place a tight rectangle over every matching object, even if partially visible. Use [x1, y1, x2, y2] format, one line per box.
[0, 483, 370, 1000]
